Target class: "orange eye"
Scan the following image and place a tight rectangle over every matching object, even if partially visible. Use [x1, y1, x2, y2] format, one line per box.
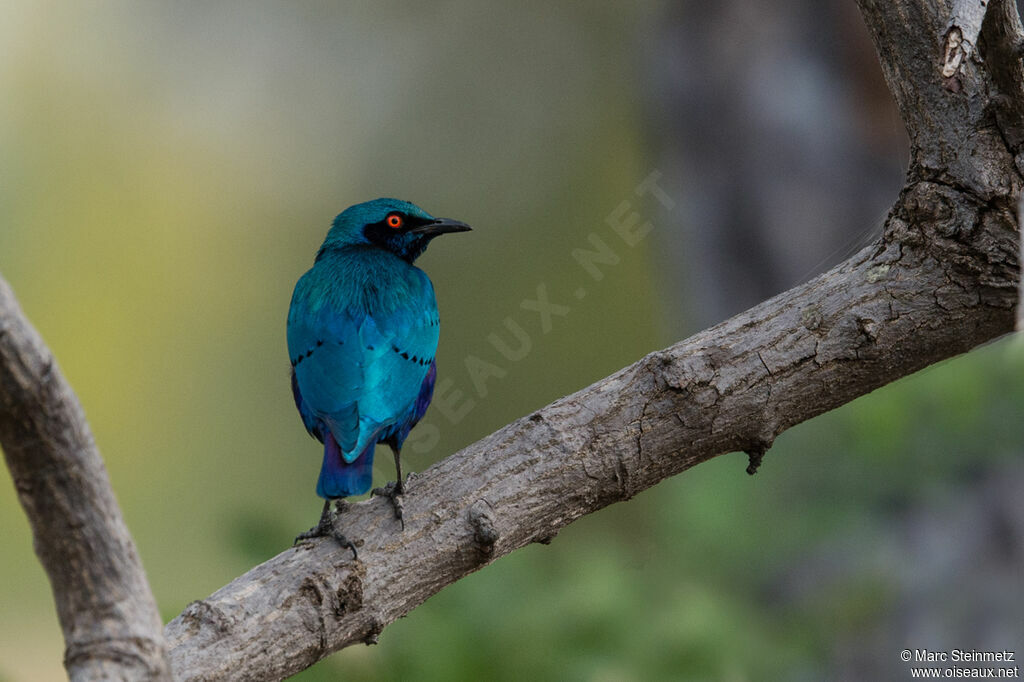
[386, 213, 404, 229]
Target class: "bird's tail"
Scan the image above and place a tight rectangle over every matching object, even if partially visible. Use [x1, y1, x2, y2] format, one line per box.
[316, 432, 374, 499]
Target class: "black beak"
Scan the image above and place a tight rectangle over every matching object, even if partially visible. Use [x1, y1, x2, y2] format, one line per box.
[410, 217, 473, 236]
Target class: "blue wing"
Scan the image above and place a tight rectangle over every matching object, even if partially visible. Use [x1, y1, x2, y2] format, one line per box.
[287, 260, 440, 466]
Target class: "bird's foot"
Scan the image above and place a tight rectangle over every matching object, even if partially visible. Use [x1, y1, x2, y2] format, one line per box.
[294, 500, 358, 559]
[371, 480, 406, 529]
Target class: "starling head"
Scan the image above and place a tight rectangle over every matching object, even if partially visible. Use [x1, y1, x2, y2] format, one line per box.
[319, 197, 471, 263]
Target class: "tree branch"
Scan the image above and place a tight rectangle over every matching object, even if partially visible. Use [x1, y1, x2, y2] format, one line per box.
[164, 226, 1017, 681]
[0, 277, 171, 680]
[164, 2, 1023, 678]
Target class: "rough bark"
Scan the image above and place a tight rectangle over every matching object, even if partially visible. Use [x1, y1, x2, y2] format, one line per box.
[0, 277, 171, 680]
[162, 1, 1023, 679]
[1019, 191, 1024, 327]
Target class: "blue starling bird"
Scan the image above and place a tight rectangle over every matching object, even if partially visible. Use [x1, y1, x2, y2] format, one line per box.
[288, 198, 471, 555]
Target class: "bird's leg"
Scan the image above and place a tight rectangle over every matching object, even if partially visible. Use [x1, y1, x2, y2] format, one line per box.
[371, 445, 407, 528]
[392, 444, 405, 495]
[294, 499, 358, 559]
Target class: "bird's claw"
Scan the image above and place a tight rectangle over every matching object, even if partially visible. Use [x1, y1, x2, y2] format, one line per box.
[294, 523, 329, 545]
[371, 481, 406, 529]
[330, 532, 359, 559]
[294, 526, 358, 560]
[294, 501, 358, 559]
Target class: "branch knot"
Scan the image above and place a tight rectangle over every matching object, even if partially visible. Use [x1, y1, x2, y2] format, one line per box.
[467, 500, 499, 557]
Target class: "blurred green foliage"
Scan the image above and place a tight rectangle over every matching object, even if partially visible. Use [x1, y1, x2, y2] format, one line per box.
[1, 2, 1021, 681]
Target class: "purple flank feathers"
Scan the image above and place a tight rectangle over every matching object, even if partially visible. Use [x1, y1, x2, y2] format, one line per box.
[316, 431, 375, 499]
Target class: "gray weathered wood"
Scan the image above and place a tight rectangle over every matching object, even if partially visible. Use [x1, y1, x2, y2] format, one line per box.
[0, 276, 171, 680]
[942, 0, 991, 77]
[163, 1, 1024, 679]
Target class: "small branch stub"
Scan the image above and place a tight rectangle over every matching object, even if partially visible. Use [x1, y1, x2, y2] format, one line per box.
[745, 445, 768, 476]
[943, 0, 991, 78]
